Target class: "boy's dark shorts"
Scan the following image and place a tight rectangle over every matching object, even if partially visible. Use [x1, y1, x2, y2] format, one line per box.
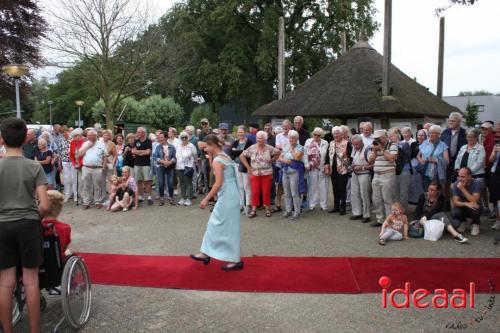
[0, 219, 43, 270]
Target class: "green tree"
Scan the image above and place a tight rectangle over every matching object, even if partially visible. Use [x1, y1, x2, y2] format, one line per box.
[458, 90, 493, 96]
[189, 104, 219, 127]
[142, 0, 377, 115]
[43, 60, 100, 127]
[48, 0, 157, 129]
[465, 99, 479, 127]
[92, 95, 184, 130]
[0, 0, 46, 107]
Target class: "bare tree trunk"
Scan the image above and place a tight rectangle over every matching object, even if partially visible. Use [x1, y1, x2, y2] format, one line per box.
[47, 0, 154, 129]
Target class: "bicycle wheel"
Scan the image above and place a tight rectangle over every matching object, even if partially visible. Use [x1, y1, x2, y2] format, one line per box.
[61, 256, 91, 329]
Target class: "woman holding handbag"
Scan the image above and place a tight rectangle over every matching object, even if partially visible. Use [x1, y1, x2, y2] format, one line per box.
[175, 131, 197, 206]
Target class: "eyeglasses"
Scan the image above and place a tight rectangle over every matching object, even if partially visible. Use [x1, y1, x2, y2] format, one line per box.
[181, 136, 188, 139]
[201, 122, 208, 126]
[313, 134, 321, 137]
[264, 127, 271, 130]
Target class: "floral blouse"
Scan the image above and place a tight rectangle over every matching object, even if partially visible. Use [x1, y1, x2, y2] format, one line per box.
[242, 144, 280, 176]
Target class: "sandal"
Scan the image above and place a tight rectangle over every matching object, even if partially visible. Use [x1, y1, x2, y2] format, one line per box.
[248, 210, 257, 218]
[272, 206, 282, 213]
[265, 209, 272, 217]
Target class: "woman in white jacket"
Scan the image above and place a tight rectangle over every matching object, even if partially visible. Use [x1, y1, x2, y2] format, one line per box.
[304, 128, 330, 211]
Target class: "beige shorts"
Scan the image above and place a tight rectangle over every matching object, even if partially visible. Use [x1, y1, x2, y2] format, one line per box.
[135, 166, 152, 182]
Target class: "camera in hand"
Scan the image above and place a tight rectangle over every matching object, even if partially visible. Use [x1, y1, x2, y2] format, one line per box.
[373, 138, 381, 146]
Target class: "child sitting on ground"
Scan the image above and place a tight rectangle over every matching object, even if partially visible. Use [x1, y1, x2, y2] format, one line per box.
[379, 202, 409, 245]
[107, 175, 121, 210]
[42, 190, 72, 257]
[110, 179, 135, 212]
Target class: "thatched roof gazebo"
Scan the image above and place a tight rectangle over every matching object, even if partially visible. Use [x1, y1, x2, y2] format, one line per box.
[254, 38, 460, 131]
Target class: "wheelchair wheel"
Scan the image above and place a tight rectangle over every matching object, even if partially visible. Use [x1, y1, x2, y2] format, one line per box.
[61, 256, 91, 329]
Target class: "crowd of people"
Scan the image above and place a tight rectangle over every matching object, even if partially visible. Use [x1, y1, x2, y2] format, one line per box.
[1, 112, 499, 244]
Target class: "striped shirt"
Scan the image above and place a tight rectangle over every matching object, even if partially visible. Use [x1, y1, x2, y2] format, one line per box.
[373, 141, 398, 173]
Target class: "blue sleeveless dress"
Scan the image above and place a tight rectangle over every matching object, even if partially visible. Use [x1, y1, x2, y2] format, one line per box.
[200, 155, 241, 262]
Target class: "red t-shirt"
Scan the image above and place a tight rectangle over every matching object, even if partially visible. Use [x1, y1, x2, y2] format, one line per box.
[42, 218, 72, 255]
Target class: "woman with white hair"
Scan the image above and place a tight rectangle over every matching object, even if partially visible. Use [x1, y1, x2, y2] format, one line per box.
[175, 131, 198, 206]
[35, 138, 55, 189]
[230, 126, 253, 214]
[69, 128, 85, 203]
[328, 126, 352, 215]
[278, 130, 305, 220]
[58, 127, 75, 202]
[240, 131, 281, 217]
[304, 127, 330, 211]
[417, 124, 449, 190]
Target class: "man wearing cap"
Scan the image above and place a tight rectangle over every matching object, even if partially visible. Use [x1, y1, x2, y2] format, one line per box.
[368, 129, 398, 227]
[218, 123, 235, 155]
[197, 119, 213, 194]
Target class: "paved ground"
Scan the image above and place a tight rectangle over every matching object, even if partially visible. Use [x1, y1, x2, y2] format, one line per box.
[13, 198, 500, 333]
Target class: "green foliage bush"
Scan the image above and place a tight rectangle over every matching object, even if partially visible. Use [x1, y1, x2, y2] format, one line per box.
[189, 104, 219, 128]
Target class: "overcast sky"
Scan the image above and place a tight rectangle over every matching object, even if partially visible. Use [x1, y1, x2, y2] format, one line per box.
[36, 0, 500, 97]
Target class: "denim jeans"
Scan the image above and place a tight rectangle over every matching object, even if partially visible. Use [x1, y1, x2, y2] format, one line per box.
[380, 228, 403, 241]
[282, 170, 301, 214]
[158, 166, 175, 198]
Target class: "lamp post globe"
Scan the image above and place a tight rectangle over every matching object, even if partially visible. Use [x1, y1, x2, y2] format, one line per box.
[47, 100, 54, 125]
[75, 100, 84, 128]
[2, 64, 29, 119]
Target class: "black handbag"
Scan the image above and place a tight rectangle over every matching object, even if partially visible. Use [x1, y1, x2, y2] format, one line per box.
[183, 166, 194, 178]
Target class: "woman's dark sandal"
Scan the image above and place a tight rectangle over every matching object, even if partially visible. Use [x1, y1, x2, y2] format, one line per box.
[190, 254, 211, 265]
[248, 210, 257, 218]
[221, 262, 244, 271]
[265, 210, 272, 217]
[272, 206, 282, 213]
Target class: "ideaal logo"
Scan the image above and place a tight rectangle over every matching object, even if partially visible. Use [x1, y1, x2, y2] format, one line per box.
[379, 276, 497, 330]
[379, 276, 475, 309]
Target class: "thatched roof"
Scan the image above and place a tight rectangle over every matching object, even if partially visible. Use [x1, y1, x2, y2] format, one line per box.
[254, 40, 461, 118]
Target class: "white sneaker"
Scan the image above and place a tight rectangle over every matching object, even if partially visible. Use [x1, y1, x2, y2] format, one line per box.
[491, 220, 500, 230]
[63, 196, 70, 203]
[471, 224, 480, 236]
[184, 199, 192, 206]
[457, 222, 466, 233]
[177, 199, 185, 206]
[74, 196, 78, 202]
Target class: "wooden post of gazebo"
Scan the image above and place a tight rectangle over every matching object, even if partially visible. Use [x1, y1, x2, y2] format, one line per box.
[278, 16, 285, 101]
[437, 17, 445, 98]
[381, 0, 392, 129]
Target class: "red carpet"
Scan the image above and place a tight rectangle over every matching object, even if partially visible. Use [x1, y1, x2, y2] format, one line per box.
[79, 253, 500, 294]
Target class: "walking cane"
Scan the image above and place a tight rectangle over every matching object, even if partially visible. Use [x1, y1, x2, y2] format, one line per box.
[76, 168, 79, 206]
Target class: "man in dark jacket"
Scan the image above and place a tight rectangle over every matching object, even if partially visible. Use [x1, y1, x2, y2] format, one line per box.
[441, 112, 467, 209]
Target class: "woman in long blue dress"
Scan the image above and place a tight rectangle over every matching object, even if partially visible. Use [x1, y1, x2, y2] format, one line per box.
[190, 134, 243, 270]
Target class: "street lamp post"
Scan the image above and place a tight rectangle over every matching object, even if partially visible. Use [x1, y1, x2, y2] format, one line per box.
[47, 100, 53, 125]
[75, 100, 84, 128]
[2, 64, 29, 119]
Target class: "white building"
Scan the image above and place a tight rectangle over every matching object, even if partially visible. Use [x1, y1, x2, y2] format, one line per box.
[443, 95, 500, 124]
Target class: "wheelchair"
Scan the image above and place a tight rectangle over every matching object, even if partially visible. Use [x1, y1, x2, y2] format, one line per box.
[10, 224, 92, 333]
